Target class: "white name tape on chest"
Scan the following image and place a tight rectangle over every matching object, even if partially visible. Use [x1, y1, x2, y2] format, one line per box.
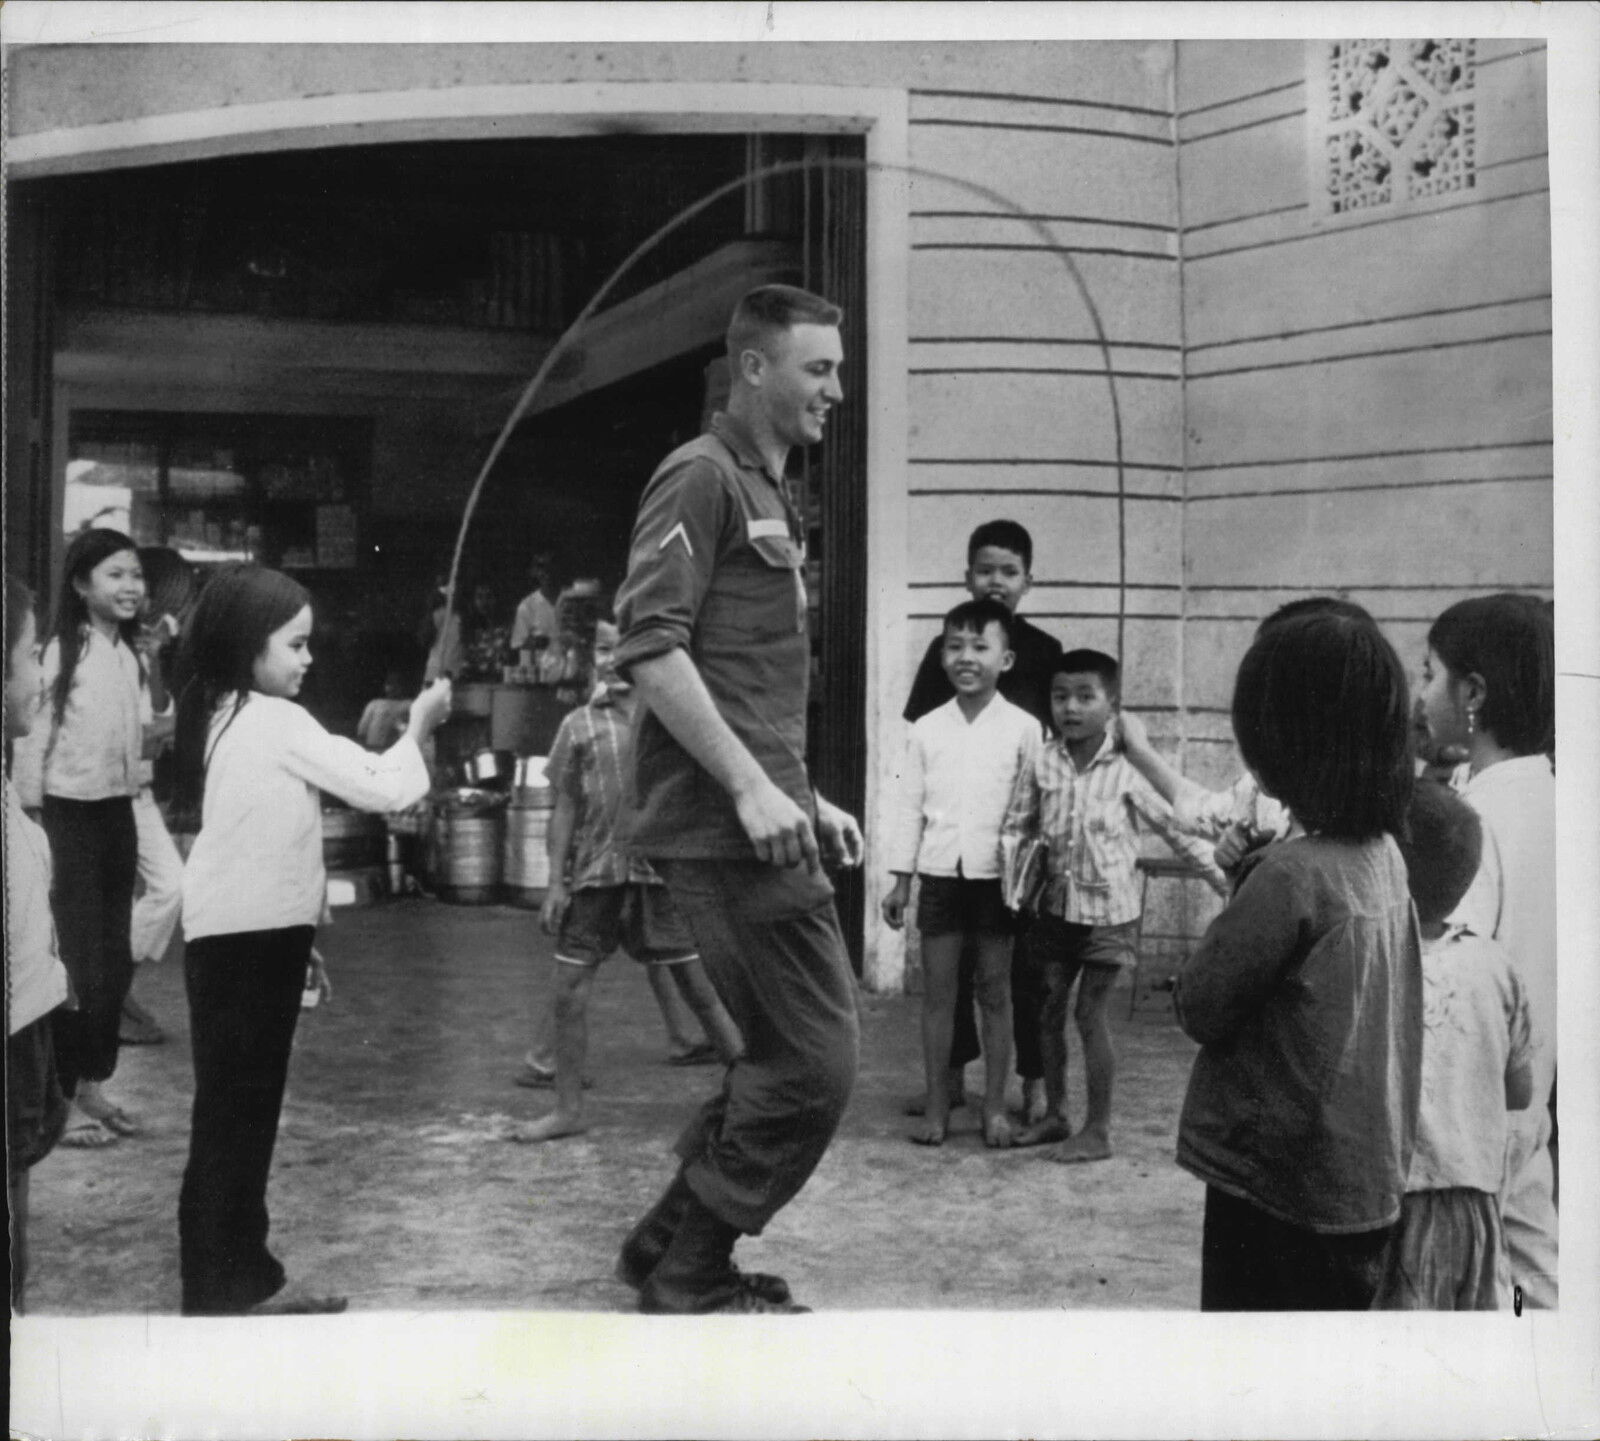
[746, 518, 790, 541]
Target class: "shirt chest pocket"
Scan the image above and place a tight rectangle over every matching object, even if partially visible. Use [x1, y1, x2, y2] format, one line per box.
[701, 529, 807, 644]
[1074, 804, 1132, 890]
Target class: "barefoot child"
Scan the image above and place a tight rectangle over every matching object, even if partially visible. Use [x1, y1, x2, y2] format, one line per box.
[903, 521, 1062, 1122]
[1176, 609, 1421, 1310]
[509, 616, 741, 1143]
[1375, 779, 1532, 1309]
[884, 597, 1042, 1147]
[5, 576, 71, 1310]
[173, 562, 451, 1314]
[1001, 650, 1226, 1162]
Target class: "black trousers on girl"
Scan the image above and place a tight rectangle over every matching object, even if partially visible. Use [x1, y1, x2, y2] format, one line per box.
[179, 925, 312, 1316]
[1200, 1184, 1395, 1311]
[42, 795, 137, 1095]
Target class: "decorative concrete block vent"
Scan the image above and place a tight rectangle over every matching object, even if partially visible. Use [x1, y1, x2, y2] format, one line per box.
[1310, 39, 1477, 222]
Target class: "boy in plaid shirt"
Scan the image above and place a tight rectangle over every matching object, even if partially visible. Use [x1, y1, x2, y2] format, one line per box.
[509, 617, 741, 1143]
[1002, 650, 1226, 1161]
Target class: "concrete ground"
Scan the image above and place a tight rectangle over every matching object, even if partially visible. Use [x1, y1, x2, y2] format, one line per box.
[23, 895, 1207, 1315]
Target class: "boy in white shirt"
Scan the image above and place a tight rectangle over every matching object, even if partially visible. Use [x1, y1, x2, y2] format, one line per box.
[882, 598, 1042, 1148]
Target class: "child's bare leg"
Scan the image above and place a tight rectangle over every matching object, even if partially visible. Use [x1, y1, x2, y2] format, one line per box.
[646, 964, 699, 1057]
[1017, 956, 1075, 1146]
[666, 958, 744, 1063]
[913, 935, 962, 1145]
[521, 958, 559, 1074]
[1050, 965, 1119, 1164]
[973, 934, 1015, 1147]
[510, 964, 594, 1142]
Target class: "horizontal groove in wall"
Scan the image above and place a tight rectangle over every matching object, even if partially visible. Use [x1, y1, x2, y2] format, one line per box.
[1176, 78, 1303, 121]
[1187, 328, 1552, 383]
[1185, 293, 1552, 355]
[915, 456, 1183, 471]
[1185, 439, 1552, 474]
[1186, 581, 1552, 593]
[910, 87, 1174, 119]
[1188, 474, 1552, 503]
[911, 366, 1179, 381]
[911, 210, 1177, 233]
[910, 116, 1173, 145]
[1181, 106, 1306, 145]
[1186, 185, 1551, 264]
[1477, 44, 1548, 67]
[911, 335, 1181, 351]
[1188, 615, 1535, 626]
[908, 488, 1182, 501]
[1182, 201, 1307, 236]
[911, 241, 1174, 261]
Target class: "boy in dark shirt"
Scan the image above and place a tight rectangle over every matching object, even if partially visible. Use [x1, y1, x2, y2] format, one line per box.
[902, 520, 1063, 1121]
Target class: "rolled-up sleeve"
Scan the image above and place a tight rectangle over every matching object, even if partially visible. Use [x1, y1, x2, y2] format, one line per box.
[613, 457, 730, 678]
[281, 707, 429, 814]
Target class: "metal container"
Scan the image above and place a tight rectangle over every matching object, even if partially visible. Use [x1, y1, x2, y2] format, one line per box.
[501, 801, 553, 908]
[426, 808, 504, 904]
[461, 747, 515, 789]
[322, 806, 385, 871]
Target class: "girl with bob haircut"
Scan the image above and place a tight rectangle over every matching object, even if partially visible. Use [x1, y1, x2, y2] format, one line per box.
[1172, 609, 1422, 1310]
[172, 562, 451, 1315]
[1417, 592, 1556, 1308]
[13, 528, 148, 1148]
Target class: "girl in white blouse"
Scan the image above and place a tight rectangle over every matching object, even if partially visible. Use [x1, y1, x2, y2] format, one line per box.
[13, 528, 148, 1148]
[171, 562, 450, 1315]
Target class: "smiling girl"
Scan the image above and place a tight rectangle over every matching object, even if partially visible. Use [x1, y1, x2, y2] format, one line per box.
[13, 528, 148, 1149]
[171, 562, 450, 1315]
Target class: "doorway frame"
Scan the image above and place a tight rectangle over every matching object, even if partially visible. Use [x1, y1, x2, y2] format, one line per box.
[12, 80, 912, 989]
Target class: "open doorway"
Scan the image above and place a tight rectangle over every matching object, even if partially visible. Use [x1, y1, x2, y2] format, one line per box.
[14, 128, 871, 963]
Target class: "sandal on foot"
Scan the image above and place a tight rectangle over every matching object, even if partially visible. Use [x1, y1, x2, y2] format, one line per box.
[60, 1117, 119, 1149]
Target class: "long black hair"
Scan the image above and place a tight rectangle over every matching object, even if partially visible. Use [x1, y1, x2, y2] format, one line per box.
[1232, 609, 1413, 841]
[48, 528, 144, 729]
[1428, 594, 1554, 759]
[173, 563, 310, 814]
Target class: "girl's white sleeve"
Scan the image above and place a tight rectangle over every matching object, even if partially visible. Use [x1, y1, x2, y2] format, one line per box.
[280, 704, 430, 813]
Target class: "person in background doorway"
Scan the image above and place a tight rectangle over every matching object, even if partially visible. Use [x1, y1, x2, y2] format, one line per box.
[510, 550, 560, 670]
[1416, 593, 1557, 1309]
[172, 562, 451, 1314]
[902, 519, 1063, 1127]
[611, 284, 862, 1314]
[120, 545, 197, 1047]
[12, 529, 148, 1149]
[508, 615, 742, 1144]
[357, 670, 413, 751]
[5, 575, 72, 1311]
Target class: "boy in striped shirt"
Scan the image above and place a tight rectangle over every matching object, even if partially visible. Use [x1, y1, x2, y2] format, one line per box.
[1002, 650, 1227, 1162]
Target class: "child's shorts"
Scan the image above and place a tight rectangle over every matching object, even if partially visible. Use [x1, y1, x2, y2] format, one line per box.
[917, 874, 1014, 938]
[555, 883, 698, 968]
[1030, 914, 1139, 970]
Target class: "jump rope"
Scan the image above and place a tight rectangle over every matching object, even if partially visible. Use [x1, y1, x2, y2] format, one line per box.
[436, 155, 1129, 683]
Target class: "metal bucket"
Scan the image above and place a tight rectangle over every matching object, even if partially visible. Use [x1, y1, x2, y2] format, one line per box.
[426, 809, 503, 904]
[501, 797, 553, 908]
[322, 807, 385, 871]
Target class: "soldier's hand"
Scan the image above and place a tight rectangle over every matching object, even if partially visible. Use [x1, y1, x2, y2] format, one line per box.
[734, 778, 821, 872]
[815, 795, 864, 869]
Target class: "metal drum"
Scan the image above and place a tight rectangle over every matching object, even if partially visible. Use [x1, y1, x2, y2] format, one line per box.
[501, 787, 554, 908]
[322, 807, 385, 871]
[427, 808, 504, 904]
